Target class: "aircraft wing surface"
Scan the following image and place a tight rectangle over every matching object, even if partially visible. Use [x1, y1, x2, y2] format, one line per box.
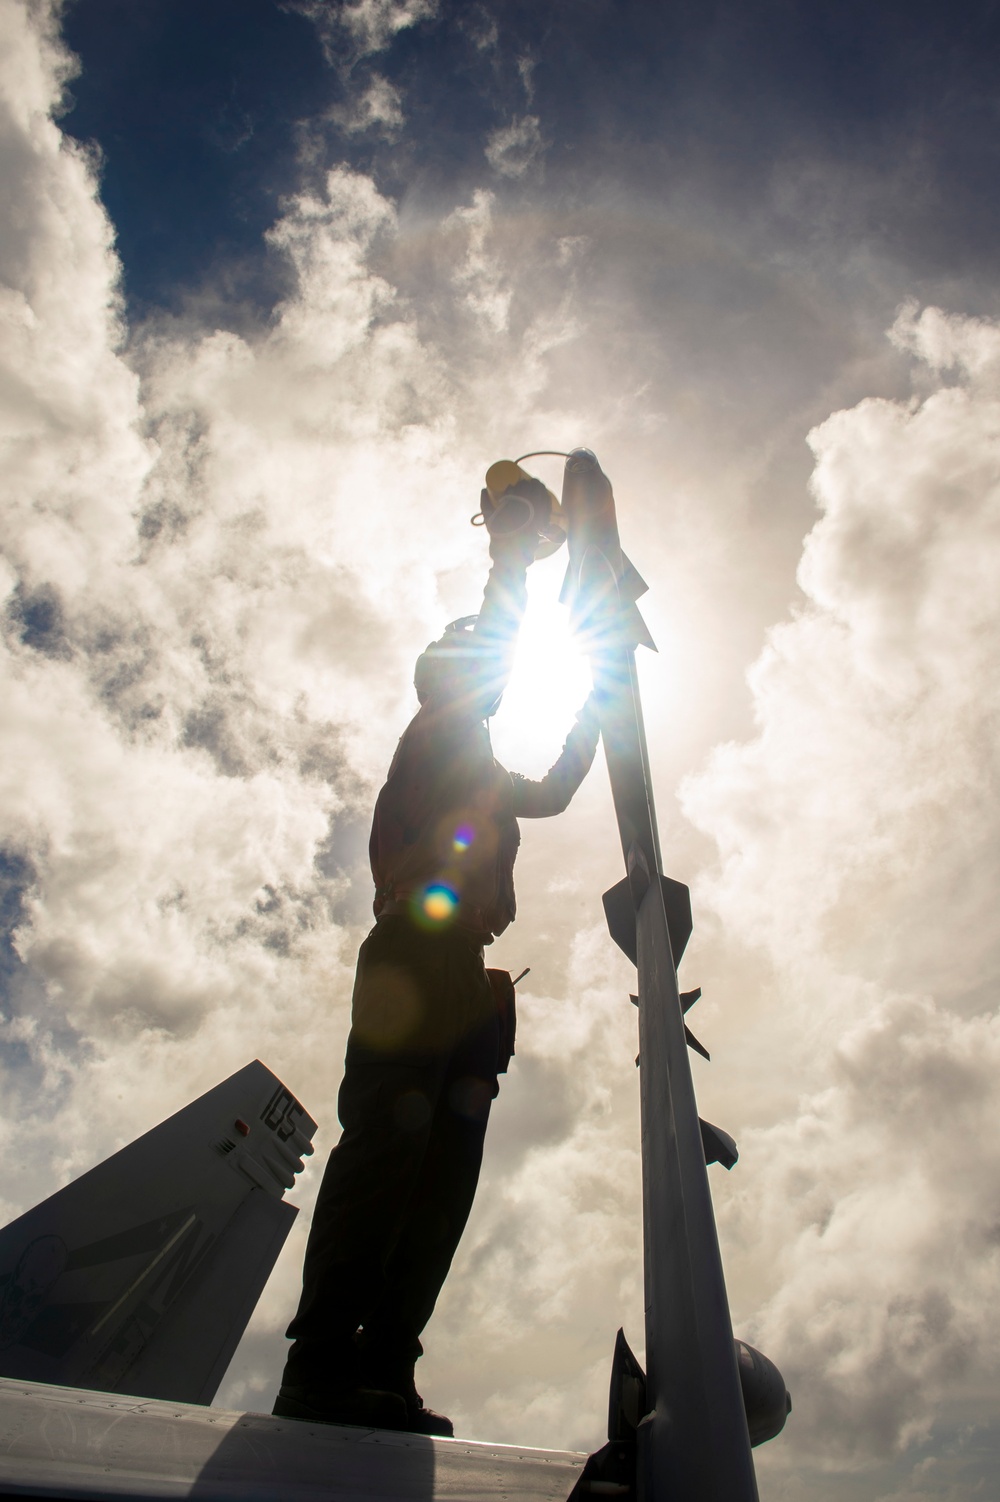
[0, 1378, 587, 1501]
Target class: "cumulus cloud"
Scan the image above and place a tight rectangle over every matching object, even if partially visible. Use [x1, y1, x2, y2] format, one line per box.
[682, 306, 1000, 1491]
[4, 4, 1000, 1495]
[0, 0, 599, 1422]
[0, 29, 557, 1146]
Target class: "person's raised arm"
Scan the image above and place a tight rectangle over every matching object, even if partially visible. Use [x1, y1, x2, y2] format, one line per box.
[465, 500, 541, 714]
[511, 691, 602, 818]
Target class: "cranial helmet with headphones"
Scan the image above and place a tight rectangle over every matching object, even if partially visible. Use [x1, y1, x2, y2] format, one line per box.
[413, 616, 504, 717]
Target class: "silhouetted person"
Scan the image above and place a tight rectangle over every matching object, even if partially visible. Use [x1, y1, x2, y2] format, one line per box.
[274, 496, 600, 1435]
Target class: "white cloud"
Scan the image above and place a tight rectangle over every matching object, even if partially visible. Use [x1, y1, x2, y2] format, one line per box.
[682, 307, 1000, 1489]
[286, 0, 437, 63]
[485, 114, 543, 179]
[517, 55, 536, 106]
[0, 0, 599, 1427]
[462, 5, 498, 56]
[5, 5, 1000, 1495]
[330, 72, 404, 135]
[445, 187, 511, 333]
[341, 0, 437, 55]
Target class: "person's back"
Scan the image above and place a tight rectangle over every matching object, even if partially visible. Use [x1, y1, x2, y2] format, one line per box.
[370, 696, 519, 940]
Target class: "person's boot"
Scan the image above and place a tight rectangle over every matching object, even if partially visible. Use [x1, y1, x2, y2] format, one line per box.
[355, 1340, 455, 1437]
[400, 1392, 454, 1438]
[272, 1381, 408, 1430]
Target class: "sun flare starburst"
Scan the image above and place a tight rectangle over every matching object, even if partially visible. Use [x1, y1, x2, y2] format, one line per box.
[489, 556, 593, 775]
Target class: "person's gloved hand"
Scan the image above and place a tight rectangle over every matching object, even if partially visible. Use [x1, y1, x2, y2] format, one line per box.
[484, 478, 550, 565]
[489, 525, 537, 566]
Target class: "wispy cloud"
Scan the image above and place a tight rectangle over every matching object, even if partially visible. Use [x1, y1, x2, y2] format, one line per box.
[485, 113, 542, 178]
[446, 188, 511, 332]
[285, 0, 438, 64]
[329, 72, 404, 134]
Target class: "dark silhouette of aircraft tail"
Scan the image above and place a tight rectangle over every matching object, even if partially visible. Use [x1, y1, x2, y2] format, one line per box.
[0, 1059, 314, 1405]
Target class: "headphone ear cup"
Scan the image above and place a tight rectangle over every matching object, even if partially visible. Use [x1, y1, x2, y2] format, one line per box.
[486, 476, 551, 537]
[480, 464, 566, 559]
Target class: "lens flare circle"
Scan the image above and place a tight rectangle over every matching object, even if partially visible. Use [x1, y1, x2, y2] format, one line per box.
[452, 823, 475, 852]
[417, 883, 459, 926]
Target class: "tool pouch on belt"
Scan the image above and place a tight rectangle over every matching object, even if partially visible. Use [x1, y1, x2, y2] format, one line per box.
[486, 968, 517, 1074]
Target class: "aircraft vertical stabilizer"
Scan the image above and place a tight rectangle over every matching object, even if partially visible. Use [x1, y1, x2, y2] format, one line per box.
[0, 1060, 315, 1405]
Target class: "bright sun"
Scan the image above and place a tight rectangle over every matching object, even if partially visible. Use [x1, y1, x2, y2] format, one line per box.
[488, 552, 593, 777]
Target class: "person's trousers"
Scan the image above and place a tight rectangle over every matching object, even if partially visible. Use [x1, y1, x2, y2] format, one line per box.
[283, 915, 500, 1391]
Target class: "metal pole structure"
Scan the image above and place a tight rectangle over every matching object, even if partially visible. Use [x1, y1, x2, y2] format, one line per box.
[559, 449, 758, 1502]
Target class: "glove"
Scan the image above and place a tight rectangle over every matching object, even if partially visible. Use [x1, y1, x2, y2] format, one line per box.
[484, 479, 550, 565]
[489, 528, 537, 567]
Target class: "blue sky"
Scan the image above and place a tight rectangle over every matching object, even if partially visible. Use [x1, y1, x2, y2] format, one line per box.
[62, 0, 1000, 312]
[3, 2, 1000, 1497]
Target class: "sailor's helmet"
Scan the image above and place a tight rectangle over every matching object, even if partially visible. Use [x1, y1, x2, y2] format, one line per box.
[413, 616, 504, 717]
